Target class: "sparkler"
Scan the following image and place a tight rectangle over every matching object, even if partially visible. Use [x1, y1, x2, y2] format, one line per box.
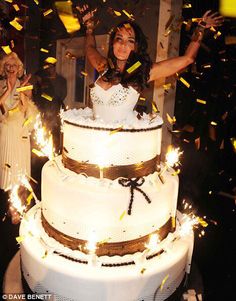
[158, 146, 183, 182]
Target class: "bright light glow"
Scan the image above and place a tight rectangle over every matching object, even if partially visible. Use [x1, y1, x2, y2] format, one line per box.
[145, 233, 160, 252]
[33, 114, 55, 160]
[86, 233, 97, 254]
[165, 146, 182, 168]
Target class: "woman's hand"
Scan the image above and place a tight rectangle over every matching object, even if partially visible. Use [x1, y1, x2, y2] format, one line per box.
[20, 74, 32, 87]
[76, 4, 97, 33]
[200, 10, 224, 28]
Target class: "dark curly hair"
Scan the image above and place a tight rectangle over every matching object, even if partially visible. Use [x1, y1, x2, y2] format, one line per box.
[102, 21, 153, 92]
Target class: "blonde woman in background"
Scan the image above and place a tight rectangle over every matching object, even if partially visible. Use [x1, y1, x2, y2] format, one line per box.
[0, 52, 38, 223]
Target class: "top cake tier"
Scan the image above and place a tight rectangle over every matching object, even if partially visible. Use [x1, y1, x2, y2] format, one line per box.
[61, 108, 163, 179]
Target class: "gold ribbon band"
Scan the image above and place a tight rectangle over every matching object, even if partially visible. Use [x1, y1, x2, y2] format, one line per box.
[62, 152, 160, 180]
[42, 214, 174, 256]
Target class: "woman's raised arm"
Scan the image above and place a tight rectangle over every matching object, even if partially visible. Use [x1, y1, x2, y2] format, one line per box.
[149, 10, 224, 82]
[78, 5, 107, 73]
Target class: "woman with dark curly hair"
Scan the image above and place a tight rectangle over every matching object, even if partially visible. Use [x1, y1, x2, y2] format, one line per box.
[78, 6, 223, 121]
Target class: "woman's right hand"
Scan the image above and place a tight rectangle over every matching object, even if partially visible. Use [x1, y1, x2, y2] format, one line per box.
[76, 4, 97, 32]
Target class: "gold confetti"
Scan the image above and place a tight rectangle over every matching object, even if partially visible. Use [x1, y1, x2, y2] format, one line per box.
[179, 77, 190, 88]
[166, 113, 176, 125]
[119, 210, 126, 221]
[42, 250, 48, 259]
[196, 98, 206, 105]
[43, 9, 53, 17]
[16, 236, 25, 244]
[34, 0, 39, 4]
[9, 18, 23, 31]
[202, 64, 211, 68]
[160, 274, 169, 291]
[32, 148, 46, 157]
[230, 137, 236, 152]
[23, 116, 33, 127]
[1, 46, 12, 55]
[16, 85, 33, 92]
[171, 217, 176, 228]
[114, 10, 121, 16]
[220, 0, 236, 17]
[40, 48, 49, 53]
[140, 268, 146, 274]
[214, 31, 222, 39]
[191, 18, 201, 23]
[45, 57, 57, 64]
[183, 3, 192, 8]
[81, 71, 88, 76]
[13, 4, 20, 11]
[197, 217, 208, 228]
[122, 10, 134, 19]
[210, 121, 217, 126]
[163, 83, 172, 90]
[26, 192, 33, 206]
[5, 0, 13, 3]
[110, 126, 123, 135]
[152, 101, 159, 113]
[55, 1, 81, 33]
[171, 169, 180, 176]
[41, 93, 53, 101]
[126, 61, 141, 74]
[139, 97, 146, 101]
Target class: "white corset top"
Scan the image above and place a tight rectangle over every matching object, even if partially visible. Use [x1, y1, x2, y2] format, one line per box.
[90, 82, 140, 123]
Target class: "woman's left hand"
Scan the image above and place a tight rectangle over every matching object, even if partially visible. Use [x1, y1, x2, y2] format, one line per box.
[200, 10, 224, 28]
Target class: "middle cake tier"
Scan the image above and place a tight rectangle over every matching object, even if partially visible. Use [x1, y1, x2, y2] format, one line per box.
[41, 156, 178, 256]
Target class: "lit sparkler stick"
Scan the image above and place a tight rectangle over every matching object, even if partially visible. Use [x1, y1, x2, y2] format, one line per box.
[158, 146, 183, 183]
[86, 233, 98, 267]
[33, 114, 55, 160]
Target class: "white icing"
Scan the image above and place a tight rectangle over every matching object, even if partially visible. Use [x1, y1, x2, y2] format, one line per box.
[41, 157, 178, 241]
[20, 205, 194, 301]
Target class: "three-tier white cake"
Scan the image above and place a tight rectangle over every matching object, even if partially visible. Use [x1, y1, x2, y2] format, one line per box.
[19, 102, 194, 301]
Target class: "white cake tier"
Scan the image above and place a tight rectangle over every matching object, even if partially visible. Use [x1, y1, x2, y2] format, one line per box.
[41, 156, 178, 244]
[20, 205, 194, 301]
[61, 108, 163, 166]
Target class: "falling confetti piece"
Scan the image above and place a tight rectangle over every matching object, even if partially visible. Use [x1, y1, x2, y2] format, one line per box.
[210, 121, 217, 126]
[13, 4, 20, 11]
[196, 99, 206, 105]
[40, 48, 49, 53]
[160, 274, 169, 291]
[126, 61, 141, 74]
[9, 18, 23, 31]
[55, 1, 81, 33]
[81, 71, 88, 76]
[119, 210, 126, 221]
[41, 93, 53, 101]
[1, 46, 12, 55]
[23, 116, 33, 127]
[183, 3, 192, 8]
[110, 126, 123, 135]
[139, 97, 146, 101]
[34, 0, 39, 4]
[45, 57, 57, 64]
[140, 268, 146, 274]
[214, 31, 222, 39]
[114, 10, 121, 16]
[42, 250, 48, 259]
[43, 9, 53, 17]
[26, 192, 33, 206]
[163, 83, 172, 90]
[166, 113, 176, 125]
[32, 148, 46, 157]
[152, 102, 159, 113]
[179, 77, 190, 88]
[16, 85, 33, 92]
[16, 236, 25, 244]
[122, 10, 134, 19]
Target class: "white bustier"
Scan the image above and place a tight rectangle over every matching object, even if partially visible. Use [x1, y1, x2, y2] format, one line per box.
[90, 82, 140, 122]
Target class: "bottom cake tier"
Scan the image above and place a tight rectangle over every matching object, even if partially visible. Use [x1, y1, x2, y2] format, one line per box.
[19, 204, 194, 301]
